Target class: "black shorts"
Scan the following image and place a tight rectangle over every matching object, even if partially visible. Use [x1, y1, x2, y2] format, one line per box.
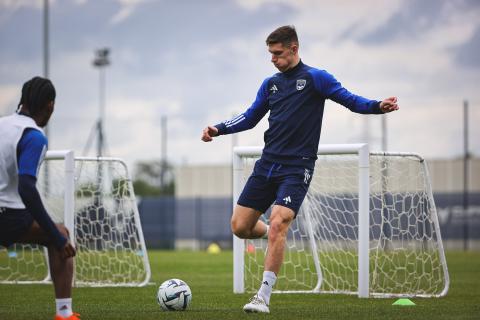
[237, 158, 313, 217]
[0, 208, 34, 247]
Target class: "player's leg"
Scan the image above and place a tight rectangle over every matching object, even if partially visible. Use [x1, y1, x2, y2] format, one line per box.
[243, 205, 294, 313]
[232, 160, 277, 239]
[20, 222, 74, 297]
[18, 220, 78, 319]
[230, 205, 266, 239]
[264, 205, 294, 273]
[244, 166, 312, 313]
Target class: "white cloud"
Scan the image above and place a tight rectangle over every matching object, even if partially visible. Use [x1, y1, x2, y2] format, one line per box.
[1, 0, 479, 169]
[0, 0, 44, 10]
[234, 0, 265, 11]
[110, 0, 151, 24]
[0, 85, 18, 116]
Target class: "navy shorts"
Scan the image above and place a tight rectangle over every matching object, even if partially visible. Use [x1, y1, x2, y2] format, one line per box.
[0, 208, 34, 247]
[237, 158, 313, 217]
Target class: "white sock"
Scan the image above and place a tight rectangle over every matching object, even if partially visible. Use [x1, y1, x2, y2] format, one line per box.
[262, 224, 269, 239]
[258, 271, 276, 305]
[56, 298, 73, 318]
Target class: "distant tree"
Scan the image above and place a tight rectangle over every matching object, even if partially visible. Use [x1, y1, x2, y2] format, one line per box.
[132, 160, 174, 196]
[76, 182, 97, 198]
[112, 178, 131, 197]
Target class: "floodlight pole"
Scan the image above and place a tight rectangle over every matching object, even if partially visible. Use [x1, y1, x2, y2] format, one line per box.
[43, 0, 50, 196]
[160, 115, 167, 188]
[463, 100, 469, 251]
[43, 0, 49, 83]
[92, 48, 110, 206]
[380, 114, 391, 250]
[93, 48, 110, 158]
[98, 68, 105, 157]
[43, 0, 49, 121]
[381, 115, 387, 151]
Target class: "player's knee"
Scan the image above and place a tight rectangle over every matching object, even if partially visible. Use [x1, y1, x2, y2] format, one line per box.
[268, 220, 281, 239]
[231, 219, 249, 238]
[269, 216, 290, 239]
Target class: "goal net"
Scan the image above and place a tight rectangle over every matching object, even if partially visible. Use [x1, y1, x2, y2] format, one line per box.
[233, 144, 449, 298]
[0, 151, 151, 287]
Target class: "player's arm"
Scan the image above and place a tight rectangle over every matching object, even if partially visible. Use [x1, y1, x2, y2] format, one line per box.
[310, 69, 398, 114]
[201, 78, 271, 142]
[16, 129, 69, 250]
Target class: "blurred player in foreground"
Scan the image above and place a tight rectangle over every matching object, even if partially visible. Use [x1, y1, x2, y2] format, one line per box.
[0, 77, 79, 320]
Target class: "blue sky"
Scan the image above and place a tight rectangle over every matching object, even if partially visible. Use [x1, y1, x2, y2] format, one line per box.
[1, 0, 479, 168]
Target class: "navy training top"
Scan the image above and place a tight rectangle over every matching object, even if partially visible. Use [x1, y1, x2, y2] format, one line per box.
[215, 60, 383, 169]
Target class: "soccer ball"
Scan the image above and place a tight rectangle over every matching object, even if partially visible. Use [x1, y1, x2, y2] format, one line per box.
[157, 278, 192, 311]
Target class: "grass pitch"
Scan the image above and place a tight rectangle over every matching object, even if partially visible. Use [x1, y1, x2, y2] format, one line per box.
[0, 250, 479, 320]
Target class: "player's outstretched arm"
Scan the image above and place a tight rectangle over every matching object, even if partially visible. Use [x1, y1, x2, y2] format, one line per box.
[379, 97, 399, 113]
[202, 79, 270, 142]
[201, 125, 219, 142]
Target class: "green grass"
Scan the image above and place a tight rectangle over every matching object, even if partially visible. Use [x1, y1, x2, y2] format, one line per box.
[0, 250, 479, 320]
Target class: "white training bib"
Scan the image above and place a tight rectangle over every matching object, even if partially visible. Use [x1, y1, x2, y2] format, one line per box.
[0, 113, 44, 209]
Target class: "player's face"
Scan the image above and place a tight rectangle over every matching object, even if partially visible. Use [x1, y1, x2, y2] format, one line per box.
[268, 42, 298, 72]
[38, 100, 55, 127]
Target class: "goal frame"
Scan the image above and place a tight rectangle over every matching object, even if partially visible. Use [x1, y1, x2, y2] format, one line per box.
[232, 144, 449, 298]
[45, 150, 76, 248]
[0, 150, 76, 285]
[0, 150, 151, 287]
[71, 155, 151, 287]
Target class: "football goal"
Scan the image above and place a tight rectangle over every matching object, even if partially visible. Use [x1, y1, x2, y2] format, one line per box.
[233, 144, 449, 298]
[0, 150, 151, 287]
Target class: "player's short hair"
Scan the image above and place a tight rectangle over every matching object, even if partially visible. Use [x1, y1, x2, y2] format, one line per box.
[266, 25, 298, 47]
[17, 76, 56, 117]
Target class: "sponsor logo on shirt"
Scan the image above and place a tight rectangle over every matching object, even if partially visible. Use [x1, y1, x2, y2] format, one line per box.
[270, 84, 278, 94]
[270, 84, 278, 93]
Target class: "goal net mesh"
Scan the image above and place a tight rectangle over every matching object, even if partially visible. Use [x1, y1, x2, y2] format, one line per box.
[0, 157, 149, 287]
[240, 153, 448, 297]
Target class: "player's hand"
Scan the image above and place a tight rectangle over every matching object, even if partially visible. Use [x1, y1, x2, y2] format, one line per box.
[60, 241, 76, 259]
[380, 97, 399, 113]
[201, 126, 218, 142]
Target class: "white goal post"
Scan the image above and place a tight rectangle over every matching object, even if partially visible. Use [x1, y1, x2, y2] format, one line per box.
[233, 144, 449, 298]
[0, 150, 151, 287]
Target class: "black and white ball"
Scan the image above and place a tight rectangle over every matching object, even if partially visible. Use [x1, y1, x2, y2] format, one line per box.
[157, 278, 192, 311]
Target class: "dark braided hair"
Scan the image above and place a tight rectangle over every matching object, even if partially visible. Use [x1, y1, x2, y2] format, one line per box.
[17, 76, 56, 117]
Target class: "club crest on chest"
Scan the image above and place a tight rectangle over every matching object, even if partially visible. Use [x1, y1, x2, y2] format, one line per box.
[296, 79, 306, 91]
